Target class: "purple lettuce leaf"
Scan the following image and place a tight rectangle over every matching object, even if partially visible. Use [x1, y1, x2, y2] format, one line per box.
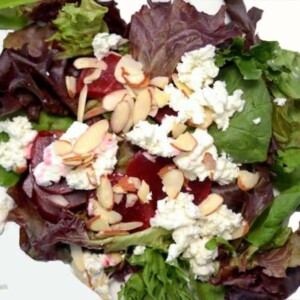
[212, 166, 274, 225]
[7, 180, 88, 261]
[129, 0, 242, 77]
[224, 0, 263, 47]
[0, 44, 77, 120]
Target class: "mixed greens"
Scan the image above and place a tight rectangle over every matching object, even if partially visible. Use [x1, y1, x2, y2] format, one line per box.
[1, 0, 300, 299]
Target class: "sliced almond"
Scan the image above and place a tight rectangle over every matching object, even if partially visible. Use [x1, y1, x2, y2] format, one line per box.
[157, 164, 176, 178]
[133, 88, 152, 125]
[126, 193, 138, 208]
[122, 96, 135, 133]
[237, 170, 260, 191]
[162, 169, 184, 199]
[85, 99, 99, 111]
[113, 193, 123, 204]
[53, 140, 73, 156]
[70, 245, 85, 272]
[198, 193, 223, 216]
[137, 180, 151, 204]
[83, 105, 106, 121]
[86, 216, 111, 231]
[62, 154, 91, 166]
[77, 84, 88, 122]
[83, 68, 102, 84]
[65, 76, 77, 99]
[128, 177, 141, 189]
[86, 168, 98, 187]
[172, 73, 193, 97]
[105, 210, 123, 224]
[117, 176, 137, 192]
[102, 89, 128, 111]
[74, 57, 107, 70]
[202, 152, 216, 171]
[97, 176, 114, 210]
[171, 132, 197, 152]
[110, 100, 131, 133]
[152, 88, 170, 108]
[73, 119, 109, 154]
[230, 220, 249, 240]
[111, 221, 143, 231]
[114, 54, 144, 84]
[172, 123, 187, 138]
[112, 185, 126, 194]
[96, 230, 129, 238]
[199, 108, 214, 130]
[150, 76, 169, 89]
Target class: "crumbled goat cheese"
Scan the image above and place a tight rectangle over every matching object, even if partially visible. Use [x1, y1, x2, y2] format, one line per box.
[0, 116, 37, 172]
[252, 117, 261, 125]
[213, 153, 240, 186]
[164, 84, 206, 125]
[133, 246, 147, 256]
[150, 192, 242, 280]
[34, 122, 118, 190]
[176, 45, 219, 90]
[174, 129, 239, 185]
[125, 116, 180, 157]
[92, 32, 127, 59]
[0, 187, 15, 234]
[183, 237, 218, 281]
[165, 81, 245, 131]
[273, 97, 287, 106]
[200, 81, 245, 131]
[81, 251, 120, 300]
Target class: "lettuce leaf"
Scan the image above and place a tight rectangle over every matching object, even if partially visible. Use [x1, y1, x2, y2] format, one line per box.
[0, 7, 28, 30]
[32, 111, 74, 131]
[49, 0, 108, 59]
[87, 227, 172, 252]
[0, 0, 39, 9]
[0, 167, 20, 187]
[247, 184, 300, 247]
[209, 65, 272, 163]
[119, 249, 195, 300]
[129, 0, 242, 77]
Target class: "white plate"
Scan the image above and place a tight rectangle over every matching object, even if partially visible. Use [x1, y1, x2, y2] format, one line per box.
[1, 1, 300, 299]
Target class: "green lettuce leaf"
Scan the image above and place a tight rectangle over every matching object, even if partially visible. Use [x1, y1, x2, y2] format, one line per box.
[271, 49, 300, 99]
[87, 227, 172, 252]
[119, 249, 194, 300]
[49, 0, 108, 59]
[193, 282, 226, 300]
[209, 65, 272, 163]
[0, 167, 20, 187]
[0, 7, 28, 29]
[216, 38, 282, 81]
[0, 0, 38, 9]
[32, 111, 74, 131]
[247, 184, 300, 247]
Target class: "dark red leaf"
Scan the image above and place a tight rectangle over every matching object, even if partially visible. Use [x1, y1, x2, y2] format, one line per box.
[129, 0, 241, 77]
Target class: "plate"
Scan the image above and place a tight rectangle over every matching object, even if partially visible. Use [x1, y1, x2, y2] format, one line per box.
[0, 1, 300, 299]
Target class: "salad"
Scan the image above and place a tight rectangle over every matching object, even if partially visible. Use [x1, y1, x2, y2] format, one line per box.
[1, 0, 300, 299]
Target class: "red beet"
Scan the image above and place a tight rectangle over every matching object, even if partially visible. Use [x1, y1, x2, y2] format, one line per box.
[77, 53, 124, 99]
[113, 152, 171, 230]
[30, 131, 74, 195]
[154, 106, 177, 123]
[184, 179, 211, 205]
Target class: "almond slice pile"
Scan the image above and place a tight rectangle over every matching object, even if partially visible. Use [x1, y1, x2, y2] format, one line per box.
[86, 176, 151, 236]
[52, 120, 110, 172]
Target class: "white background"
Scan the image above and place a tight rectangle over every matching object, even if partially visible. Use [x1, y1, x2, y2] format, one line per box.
[1, 1, 300, 299]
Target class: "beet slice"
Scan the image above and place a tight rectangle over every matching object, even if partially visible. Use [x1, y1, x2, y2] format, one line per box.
[154, 106, 177, 123]
[184, 179, 211, 205]
[31, 176, 86, 223]
[113, 152, 171, 231]
[113, 151, 212, 231]
[77, 53, 124, 99]
[30, 131, 74, 195]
